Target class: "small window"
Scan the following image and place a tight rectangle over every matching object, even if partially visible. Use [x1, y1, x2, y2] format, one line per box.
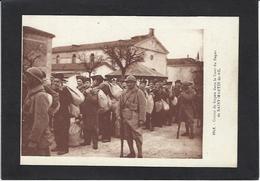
[56, 55, 60, 64]
[72, 54, 77, 63]
[150, 55, 154, 60]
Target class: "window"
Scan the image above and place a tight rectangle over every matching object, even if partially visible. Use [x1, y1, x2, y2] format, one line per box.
[90, 53, 95, 63]
[72, 54, 77, 63]
[56, 55, 60, 64]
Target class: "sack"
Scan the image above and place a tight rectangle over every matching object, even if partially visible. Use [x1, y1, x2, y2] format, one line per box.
[155, 100, 163, 112]
[108, 82, 123, 100]
[98, 89, 111, 112]
[162, 99, 170, 111]
[68, 104, 81, 118]
[69, 118, 84, 147]
[171, 96, 178, 106]
[46, 93, 53, 109]
[67, 86, 85, 106]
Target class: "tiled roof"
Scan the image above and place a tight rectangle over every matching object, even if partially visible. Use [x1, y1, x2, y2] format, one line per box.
[23, 26, 55, 38]
[167, 58, 200, 66]
[106, 62, 167, 78]
[52, 62, 116, 71]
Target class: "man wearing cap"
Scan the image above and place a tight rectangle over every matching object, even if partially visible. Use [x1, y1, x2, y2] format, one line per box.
[119, 75, 146, 158]
[22, 67, 53, 156]
[51, 73, 73, 155]
[177, 81, 196, 139]
[92, 75, 113, 143]
[76, 76, 100, 149]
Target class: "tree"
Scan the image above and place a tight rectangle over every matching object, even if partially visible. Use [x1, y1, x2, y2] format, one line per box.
[103, 43, 145, 78]
[77, 52, 104, 78]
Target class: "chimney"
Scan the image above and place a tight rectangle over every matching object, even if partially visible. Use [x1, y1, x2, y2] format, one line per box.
[149, 28, 154, 36]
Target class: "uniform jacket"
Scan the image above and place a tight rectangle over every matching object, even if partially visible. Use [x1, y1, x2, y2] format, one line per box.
[177, 88, 196, 121]
[22, 85, 52, 148]
[119, 86, 146, 124]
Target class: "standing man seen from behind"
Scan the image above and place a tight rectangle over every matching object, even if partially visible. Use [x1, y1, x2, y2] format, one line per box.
[51, 73, 73, 155]
[177, 81, 196, 139]
[22, 67, 52, 156]
[119, 75, 146, 158]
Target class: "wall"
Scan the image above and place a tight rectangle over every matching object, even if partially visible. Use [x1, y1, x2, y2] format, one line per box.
[167, 65, 199, 83]
[142, 50, 167, 75]
[136, 37, 168, 75]
[23, 31, 53, 79]
[52, 49, 108, 64]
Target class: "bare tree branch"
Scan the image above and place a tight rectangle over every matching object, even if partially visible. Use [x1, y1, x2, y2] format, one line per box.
[102, 45, 144, 77]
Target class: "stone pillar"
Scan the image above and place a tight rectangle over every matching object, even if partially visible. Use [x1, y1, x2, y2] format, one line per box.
[23, 26, 55, 81]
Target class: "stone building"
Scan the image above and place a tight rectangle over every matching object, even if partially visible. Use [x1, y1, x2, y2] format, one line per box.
[23, 26, 55, 79]
[51, 28, 169, 77]
[167, 57, 203, 83]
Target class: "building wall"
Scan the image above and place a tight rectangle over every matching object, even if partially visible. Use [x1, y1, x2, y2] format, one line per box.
[52, 38, 168, 76]
[52, 49, 107, 64]
[167, 65, 199, 83]
[142, 50, 167, 75]
[136, 37, 168, 75]
[23, 32, 53, 79]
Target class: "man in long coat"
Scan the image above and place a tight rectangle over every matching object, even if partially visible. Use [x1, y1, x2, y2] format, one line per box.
[177, 82, 196, 139]
[119, 75, 146, 158]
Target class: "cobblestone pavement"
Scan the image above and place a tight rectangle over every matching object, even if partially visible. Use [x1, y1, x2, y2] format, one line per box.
[52, 122, 202, 158]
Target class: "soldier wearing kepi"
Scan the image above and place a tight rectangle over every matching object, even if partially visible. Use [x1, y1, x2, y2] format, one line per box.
[22, 67, 53, 156]
[119, 75, 146, 158]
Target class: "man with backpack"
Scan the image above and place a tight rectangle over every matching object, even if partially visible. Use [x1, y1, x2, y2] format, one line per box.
[22, 67, 53, 156]
[92, 75, 113, 143]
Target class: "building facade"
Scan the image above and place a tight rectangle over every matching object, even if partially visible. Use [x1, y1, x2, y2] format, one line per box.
[23, 26, 55, 79]
[167, 58, 203, 83]
[51, 28, 169, 77]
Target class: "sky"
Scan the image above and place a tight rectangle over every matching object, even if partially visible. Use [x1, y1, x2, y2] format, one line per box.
[23, 16, 203, 59]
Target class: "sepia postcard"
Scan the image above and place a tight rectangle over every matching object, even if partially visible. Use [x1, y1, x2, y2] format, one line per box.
[20, 16, 238, 167]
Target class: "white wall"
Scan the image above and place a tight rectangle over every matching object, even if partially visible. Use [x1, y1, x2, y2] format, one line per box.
[142, 50, 167, 75]
[167, 65, 198, 83]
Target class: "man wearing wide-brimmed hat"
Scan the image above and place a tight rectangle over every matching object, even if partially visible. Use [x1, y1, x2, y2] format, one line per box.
[51, 73, 73, 155]
[22, 67, 53, 156]
[119, 75, 146, 158]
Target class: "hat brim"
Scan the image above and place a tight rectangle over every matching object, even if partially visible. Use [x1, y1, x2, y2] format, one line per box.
[25, 71, 43, 83]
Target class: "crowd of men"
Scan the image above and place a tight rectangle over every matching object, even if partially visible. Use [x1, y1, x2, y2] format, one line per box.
[22, 67, 203, 158]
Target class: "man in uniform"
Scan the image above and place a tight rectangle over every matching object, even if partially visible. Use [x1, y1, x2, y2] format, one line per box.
[119, 75, 146, 158]
[177, 81, 196, 139]
[22, 67, 52, 156]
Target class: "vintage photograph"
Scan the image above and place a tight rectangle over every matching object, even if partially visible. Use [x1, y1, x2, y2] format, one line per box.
[21, 16, 203, 160]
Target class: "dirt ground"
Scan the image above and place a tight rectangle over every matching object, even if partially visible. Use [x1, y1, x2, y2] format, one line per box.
[52, 122, 202, 159]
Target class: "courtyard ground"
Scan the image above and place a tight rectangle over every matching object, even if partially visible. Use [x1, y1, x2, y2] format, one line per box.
[52, 122, 202, 159]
